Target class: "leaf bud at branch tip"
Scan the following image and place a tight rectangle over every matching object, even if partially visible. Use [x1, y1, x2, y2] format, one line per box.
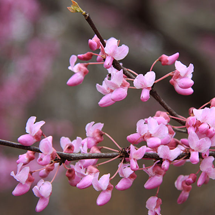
[67, 0, 84, 14]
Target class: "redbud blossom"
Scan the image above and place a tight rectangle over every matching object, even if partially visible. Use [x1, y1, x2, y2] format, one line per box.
[170, 60, 194, 95]
[82, 121, 104, 148]
[157, 145, 181, 171]
[92, 172, 113, 206]
[18, 116, 45, 146]
[188, 130, 211, 164]
[129, 144, 147, 170]
[67, 55, 89, 86]
[193, 107, 215, 130]
[32, 179, 52, 212]
[115, 164, 137, 190]
[133, 71, 156, 102]
[37, 136, 57, 166]
[77, 52, 93, 61]
[146, 196, 162, 215]
[88, 35, 101, 51]
[143, 163, 166, 189]
[16, 151, 35, 165]
[76, 165, 99, 189]
[11, 163, 34, 196]
[210, 98, 215, 107]
[175, 174, 196, 204]
[103, 37, 129, 69]
[66, 164, 82, 187]
[159, 52, 179, 65]
[197, 156, 215, 187]
[60, 136, 82, 153]
[127, 115, 174, 147]
[157, 145, 181, 161]
[154, 111, 170, 124]
[96, 69, 130, 107]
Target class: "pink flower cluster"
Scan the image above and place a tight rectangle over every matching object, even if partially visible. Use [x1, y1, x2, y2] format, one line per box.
[67, 35, 130, 107]
[12, 117, 116, 211]
[126, 112, 181, 192]
[3, 1, 207, 213]
[124, 104, 215, 213]
[185, 106, 215, 164]
[8, 22, 210, 213]
[67, 35, 194, 111]
[10, 114, 179, 213]
[11, 101, 215, 214]
[166, 105, 215, 205]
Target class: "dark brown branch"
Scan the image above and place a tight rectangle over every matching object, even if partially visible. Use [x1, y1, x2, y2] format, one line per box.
[150, 89, 186, 125]
[0, 138, 163, 161]
[83, 13, 106, 47]
[0, 139, 119, 161]
[2, 138, 215, 163]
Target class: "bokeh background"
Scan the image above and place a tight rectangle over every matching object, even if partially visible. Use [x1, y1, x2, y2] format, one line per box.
[1, 0, 215, 214]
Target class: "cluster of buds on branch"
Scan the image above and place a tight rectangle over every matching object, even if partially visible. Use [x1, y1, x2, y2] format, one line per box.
[1, 0, 215, 214]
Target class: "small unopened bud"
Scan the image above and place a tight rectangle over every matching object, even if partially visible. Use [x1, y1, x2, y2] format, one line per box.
[159, 52, 179, 65]
[210, 98, 215, 107]
[88, 35, 101, 51]
[78, 52, 93, 61]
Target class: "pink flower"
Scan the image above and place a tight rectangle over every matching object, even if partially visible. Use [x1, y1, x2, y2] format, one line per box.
[96, 69, 130, 107]
[67, 55, 89, 86]
[146, 196, 162, 215]
[188, 130, 211, 164]
[103, 37, 129, 69]
[37, 136, 57, 166]
[143, 163, 166, 189]
[170, 60, 194, 95]
[76, 165, 99, 189]
[88, 35, 101, 51]
[11, 163, 34, 196]
[83, 121, 104, 148]
[66, 164, 82, 187]
[129, 144, 147, 170]
[157, 145, 181, 161]
[197, 156, 215, 186]
[92, 172, 113, 206]
[16, 151, 35, 165]
[60, 136, 82, 153]
[77, 52, 93, 61]
[32, 179, 52, 212]
[18, 116, 45, 146]
[159, 52, 179, 65]
[175, 174, 196, 204]
[157, 145, 181, 170]
[115, 164, 137, 190]
[127, 116, 174, 147]
[133, 71, 156, 102]
[193, 107, 215, 129]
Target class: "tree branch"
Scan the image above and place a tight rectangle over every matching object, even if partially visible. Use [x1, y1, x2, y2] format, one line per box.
[2, 138, 215, 163]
